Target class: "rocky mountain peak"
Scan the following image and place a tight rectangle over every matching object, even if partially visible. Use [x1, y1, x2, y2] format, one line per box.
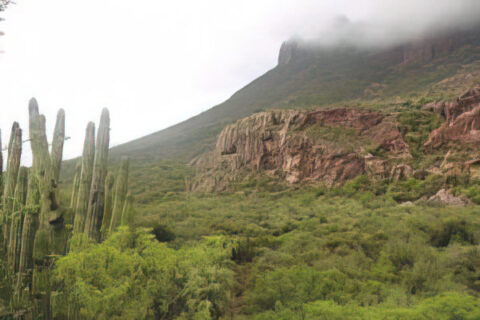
[278, 40, 300, 65]
[278, 27, 480, 66]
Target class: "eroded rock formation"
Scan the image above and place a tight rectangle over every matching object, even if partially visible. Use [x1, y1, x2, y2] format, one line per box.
[193, 108, 410, 191]
[425, 86, 480, 148]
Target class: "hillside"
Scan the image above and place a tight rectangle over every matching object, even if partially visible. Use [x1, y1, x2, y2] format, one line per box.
[108, 27, 480, 164]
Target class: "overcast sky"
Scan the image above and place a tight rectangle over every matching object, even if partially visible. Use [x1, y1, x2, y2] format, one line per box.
[0, 0, 479, 164]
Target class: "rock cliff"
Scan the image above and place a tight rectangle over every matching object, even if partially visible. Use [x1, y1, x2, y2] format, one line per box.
[192, 86, 480, 191]
[425, 86, 480, 148]
[192, 108, 410, 191]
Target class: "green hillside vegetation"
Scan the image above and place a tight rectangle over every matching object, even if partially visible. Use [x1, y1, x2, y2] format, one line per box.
[41, 172, 480, 319]
[45, 31, 480, 319]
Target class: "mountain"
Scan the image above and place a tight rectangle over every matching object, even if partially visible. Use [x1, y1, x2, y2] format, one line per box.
[108, 26, 480, 164]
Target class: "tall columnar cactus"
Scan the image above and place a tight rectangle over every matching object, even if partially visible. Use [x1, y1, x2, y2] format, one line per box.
[73, 122, 95, 234]
[109, 157, 129, 233]
[50, 109, 65, 182]
[69, 162, 81, 210]
[100, 172, 115, 240]
[84, 108, 110, 241]
[17, 171, 40, 293]
[7, 167, 28, 272]
[27, 100, 65, 319]
[120, 191, 133, 227]
[3, 122, 22, 249]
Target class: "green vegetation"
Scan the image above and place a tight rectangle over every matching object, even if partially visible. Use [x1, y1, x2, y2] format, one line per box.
[53, 228, 234, 319]
[397, 109, 444, 165]
[98, 170, 478, 319]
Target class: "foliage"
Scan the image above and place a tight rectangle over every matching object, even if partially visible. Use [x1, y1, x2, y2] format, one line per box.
[53, 227, 234, 320]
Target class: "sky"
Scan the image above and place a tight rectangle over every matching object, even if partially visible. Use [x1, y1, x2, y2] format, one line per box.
[0, 0, 479, 164]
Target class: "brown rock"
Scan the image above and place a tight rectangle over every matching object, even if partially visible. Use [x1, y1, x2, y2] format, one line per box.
[465, 159, 480, 181]
[364, 154, 388, 179]
[422, 86, 480, 124]
[428, 189, 470, 206]
[425, 105, 480, 148]
[194, 108, 410, 190]
[390, 164, 414, 181]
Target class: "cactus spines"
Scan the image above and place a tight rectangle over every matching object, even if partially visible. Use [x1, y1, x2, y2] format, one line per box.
[85, 108, 110, 240]
[3, 123, 22, 249]
[50, 109, 65, 182]
[109, 157, 129, 233]
[100, 172, 115, 239]
[73, 122, 95, 234]
[7, 167, 28, 272]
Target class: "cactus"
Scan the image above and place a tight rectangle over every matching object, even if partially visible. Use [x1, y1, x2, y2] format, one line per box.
[73, 122, 95, 234]
[69, 162, 81, 210]
[27, 100, 65, 319]
[120, 191, 133, 227]
[7, 167, 28, 272]
[3, 123, 22, 250]
[50, 109, 65, 182]
[84, 108, 110, 241]
[0, 99, 130, 318]
[100, 172, 115, 240]
[17, 172, 40, 293]
[109, 157, 129, 233]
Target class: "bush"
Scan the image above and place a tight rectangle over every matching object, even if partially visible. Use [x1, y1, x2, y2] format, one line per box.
[150, 223, 176, 242]
[53, 227, 234, 320]
[429, 218, 475, 248]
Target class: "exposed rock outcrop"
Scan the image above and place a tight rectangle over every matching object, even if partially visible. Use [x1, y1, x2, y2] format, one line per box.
[428, 189, 471, 206]
[278, 40, 300, 66]
[429, 107, 480, 147]
[425, 86, 480, 148]
[193, 108, 410, 190]
[423, 86, 480, 124]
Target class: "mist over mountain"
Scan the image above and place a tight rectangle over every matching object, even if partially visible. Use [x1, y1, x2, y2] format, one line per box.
[284, 0, 480, 49]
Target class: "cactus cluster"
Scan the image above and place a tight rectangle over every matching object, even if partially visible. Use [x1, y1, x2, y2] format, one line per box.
[69, 109, 131, 242]
[0, 100, 130, 319]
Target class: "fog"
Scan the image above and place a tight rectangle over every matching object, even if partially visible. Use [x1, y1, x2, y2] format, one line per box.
[0, 0, 478, 165]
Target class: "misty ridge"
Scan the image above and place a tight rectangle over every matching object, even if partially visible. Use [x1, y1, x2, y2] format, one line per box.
[283, 0, 480, 53]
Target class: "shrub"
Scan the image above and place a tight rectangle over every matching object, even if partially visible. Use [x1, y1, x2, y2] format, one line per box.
[429, 218, 475, 248]
[150, 223, 176, 242]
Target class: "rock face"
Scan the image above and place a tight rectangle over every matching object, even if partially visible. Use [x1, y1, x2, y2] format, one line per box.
[425, 86, 480, 148]
[278, 40, 300, 66]
[428, 189, 470, 206]
[193, 108, 410, 190]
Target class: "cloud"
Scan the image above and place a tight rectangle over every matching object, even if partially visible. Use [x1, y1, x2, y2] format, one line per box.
[282, 0, 480, 48]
